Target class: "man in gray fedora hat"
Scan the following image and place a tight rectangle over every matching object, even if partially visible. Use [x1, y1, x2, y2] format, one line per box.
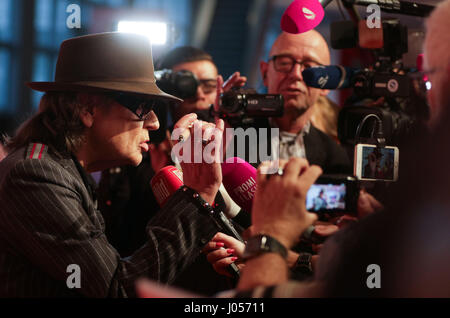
[0, 32, 225, 297]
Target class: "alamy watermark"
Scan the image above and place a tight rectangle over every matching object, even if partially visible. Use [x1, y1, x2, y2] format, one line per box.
[170, 123, 280, 174]
[66, 264, 81, 289]
[66, 4, 81, 29]
[366, 264, 381, 289]
[367, 4, 381, 29]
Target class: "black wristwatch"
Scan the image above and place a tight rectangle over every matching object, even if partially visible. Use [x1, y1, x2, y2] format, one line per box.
[293, 252, 313, 274]
[243, 234, 288, 260]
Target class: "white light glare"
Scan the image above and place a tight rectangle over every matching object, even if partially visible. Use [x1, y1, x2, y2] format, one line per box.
[118, 21, 167, 45]
[426, 81, 432, 90]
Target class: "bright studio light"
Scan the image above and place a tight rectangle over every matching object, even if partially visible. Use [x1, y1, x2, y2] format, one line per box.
[426, 81, 432, 90]
[118, 21, 167, 45]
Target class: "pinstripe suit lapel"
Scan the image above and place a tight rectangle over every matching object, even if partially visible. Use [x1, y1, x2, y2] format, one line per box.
[48, 151, 106, 233]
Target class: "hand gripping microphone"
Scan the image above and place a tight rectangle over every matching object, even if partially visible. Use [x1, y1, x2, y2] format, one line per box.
[302, 65, 358, 89]
[152, 165, 242, 218]
[151, 166, 244, 278]
[281, 0, 325, 34]
[221, 157, 258, 214]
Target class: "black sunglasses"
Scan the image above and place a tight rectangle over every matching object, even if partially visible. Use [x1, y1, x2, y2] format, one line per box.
[109, 92, 165, 120]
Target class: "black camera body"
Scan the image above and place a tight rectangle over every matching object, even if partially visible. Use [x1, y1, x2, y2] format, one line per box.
[155, 70, 284, 126]
[352, 70, 410, 99]
[154, 69, 198, 100]
[218, 90, 284, 123]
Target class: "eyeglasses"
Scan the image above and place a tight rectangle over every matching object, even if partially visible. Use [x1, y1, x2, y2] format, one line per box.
[109, 93, 165, 121]
[198, 79, 217, 94]
[269, 55, 323, 73]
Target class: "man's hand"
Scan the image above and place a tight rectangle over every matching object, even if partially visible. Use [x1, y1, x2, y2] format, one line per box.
[222, 72, 247, 92]
[328, 190, 384, 228]
[357, 189, 384, 218]
[251, 158, 322, 249]
[172, 113, 225, 205]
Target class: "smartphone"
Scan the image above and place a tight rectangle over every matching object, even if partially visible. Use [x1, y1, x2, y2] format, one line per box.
[354, 144, 399, 181]
[306, 175, 358, 214]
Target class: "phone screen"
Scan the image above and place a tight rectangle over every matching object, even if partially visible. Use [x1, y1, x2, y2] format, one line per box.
[361, 146, 396, 181]
[306, 183, 346, 212]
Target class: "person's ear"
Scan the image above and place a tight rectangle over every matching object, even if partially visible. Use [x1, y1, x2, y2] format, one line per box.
[80, 107, 95, 128]
[78, 93, 97, 128]
[319, 88, 330, 97]
[260, 61, 269, 87]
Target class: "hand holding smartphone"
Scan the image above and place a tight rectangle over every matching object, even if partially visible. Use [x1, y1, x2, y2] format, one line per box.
[306, 175, 358, 214]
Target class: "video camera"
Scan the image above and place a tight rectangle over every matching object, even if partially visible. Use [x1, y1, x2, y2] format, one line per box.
[322, 16, 430, 147]
[155, 69, 198, 100]
[155, 69, 284, 126]
[216, 89, 284, 126]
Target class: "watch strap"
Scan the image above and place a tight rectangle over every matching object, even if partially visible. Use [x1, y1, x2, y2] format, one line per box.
[293, 252, 313, 274]
[243, 234, 288, 260]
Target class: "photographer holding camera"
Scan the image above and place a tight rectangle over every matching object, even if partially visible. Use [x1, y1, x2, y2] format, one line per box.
[149, 46, 246, 171]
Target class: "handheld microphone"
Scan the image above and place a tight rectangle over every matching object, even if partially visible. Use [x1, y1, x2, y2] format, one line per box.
[151, 166, 244, 278]
[218, 183, 252, 229]
[281, 0, 325, 34]
[218, 184, 241, 219]
[152, 166, 242, 219]
[302, 65, 358, 89]
[173, 158, 242, 221]
[150, 166, 184, 207]
[221, 157, 258, 214]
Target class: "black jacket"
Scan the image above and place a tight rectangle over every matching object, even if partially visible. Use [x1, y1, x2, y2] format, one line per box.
[0, 143, 219, 297]
[228, 118, 351, 175]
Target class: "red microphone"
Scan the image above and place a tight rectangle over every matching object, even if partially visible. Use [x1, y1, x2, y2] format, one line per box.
[281, 0, 325, 34]
[150, 166, 183, 207]
[221, 157, 258, 213]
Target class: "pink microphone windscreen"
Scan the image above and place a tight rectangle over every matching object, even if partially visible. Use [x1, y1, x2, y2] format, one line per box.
[221, 157, 257, 213]
[281, 0, 324, 34]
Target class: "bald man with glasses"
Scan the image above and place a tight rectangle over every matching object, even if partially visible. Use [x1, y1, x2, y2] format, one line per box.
[254, 30, 350, 174]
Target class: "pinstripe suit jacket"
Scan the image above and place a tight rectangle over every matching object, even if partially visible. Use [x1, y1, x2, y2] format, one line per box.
[0, 144, 219, 297]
